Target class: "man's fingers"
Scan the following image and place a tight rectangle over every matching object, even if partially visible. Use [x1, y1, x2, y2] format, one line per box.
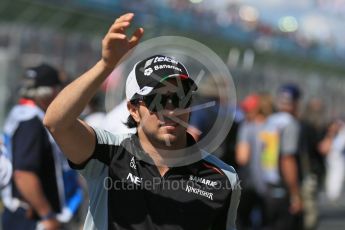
[129, 28, 144, 48]
[114, 13, 134, 24]
[103, 33, 127, 46]
[108, 21, 131, 33]
[109, 13, 135, 34]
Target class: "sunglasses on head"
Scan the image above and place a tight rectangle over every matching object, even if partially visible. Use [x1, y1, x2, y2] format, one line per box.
[131, 92, 193, 112]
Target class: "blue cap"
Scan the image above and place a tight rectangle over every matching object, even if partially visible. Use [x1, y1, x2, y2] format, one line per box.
[278, 83, 301, 102]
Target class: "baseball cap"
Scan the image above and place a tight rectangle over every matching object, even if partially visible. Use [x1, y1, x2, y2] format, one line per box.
[277, 83, 301, 102]
[240, 94, 260, 113]
[22, 63, 62, 89]
[125, 55, 197, 100]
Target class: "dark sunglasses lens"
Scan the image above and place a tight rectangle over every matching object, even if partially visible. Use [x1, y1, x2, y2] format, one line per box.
[142, 92, 192, 112]
[162, 93, 192, 109]
[143, 94, 158, 112]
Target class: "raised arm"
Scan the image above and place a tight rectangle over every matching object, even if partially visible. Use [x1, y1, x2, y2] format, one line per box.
[280, 121, 302, 214]
[44, 13, 144, 164]
[235, 123, 251, 166]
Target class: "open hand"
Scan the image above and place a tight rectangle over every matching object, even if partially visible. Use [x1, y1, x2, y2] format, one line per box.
[101, 13, 144, 70]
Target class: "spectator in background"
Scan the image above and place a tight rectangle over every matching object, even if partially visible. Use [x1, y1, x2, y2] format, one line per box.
[299, 98, 327, 229]
[83, 92, 106, 128]
[319, 118, 345, 203]
[264, 83, 303, 230]
[1, 64, 82, 230]
[102, 99, 136, 134]
[188, 76, 241, 166]
[236, 93, 273, 229]
[0, 142, 12, 190]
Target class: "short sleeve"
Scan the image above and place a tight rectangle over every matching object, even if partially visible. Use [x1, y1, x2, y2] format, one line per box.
[12, 117, 47, 173]
[237, 122, 251, 144]
[70, 127, 132, 179]
[280, 120, 300, 155]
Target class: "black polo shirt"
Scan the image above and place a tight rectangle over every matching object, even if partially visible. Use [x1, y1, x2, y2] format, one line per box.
[71, 128, 240, 230]
[12, 116, 61, 214]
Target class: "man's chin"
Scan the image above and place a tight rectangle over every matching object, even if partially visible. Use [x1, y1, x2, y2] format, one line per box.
[155, 133, 179, 147]
[154, 127, 186, 147]
[162, 133, 178, 142]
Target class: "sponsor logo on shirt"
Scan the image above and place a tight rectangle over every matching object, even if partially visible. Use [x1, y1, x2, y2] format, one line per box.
[130, 157, 137, 170]
[185, 185, 214, 200]
[127, 173, 142, 186]
[189, 175, 218, 188]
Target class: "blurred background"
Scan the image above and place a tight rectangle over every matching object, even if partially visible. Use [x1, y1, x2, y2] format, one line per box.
[1, 0, 345, 229]
[0, 0, 345, 125]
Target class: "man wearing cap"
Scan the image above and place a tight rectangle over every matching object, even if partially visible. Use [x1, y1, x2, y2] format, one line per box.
[236, 93, 275, 229]
[263, 83, 303, 229]
[2, 64, 64, 230]
[44, 13, 240, 230]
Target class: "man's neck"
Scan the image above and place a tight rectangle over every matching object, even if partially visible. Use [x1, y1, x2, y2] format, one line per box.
[254, 115, 266, 124]
[137, 130, 187, 175]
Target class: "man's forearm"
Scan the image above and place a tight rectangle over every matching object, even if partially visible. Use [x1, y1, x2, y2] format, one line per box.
[44, 60, 112, 131]
[235, 142, 251, 166]
[14, 170, 54, 217]
[43, 14, 143, 165]
[45, 13, 143, 132]
[281, 155, 299, 196]
[318, 136, 333, 155]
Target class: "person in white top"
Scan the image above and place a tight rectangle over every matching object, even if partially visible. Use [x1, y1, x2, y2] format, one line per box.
[319, 119, 345, 202]
[102, 100, 136, 134]
[0, 142, 12, 189]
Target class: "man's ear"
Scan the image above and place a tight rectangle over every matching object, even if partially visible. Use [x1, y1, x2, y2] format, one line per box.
[127, 101, 140, 123]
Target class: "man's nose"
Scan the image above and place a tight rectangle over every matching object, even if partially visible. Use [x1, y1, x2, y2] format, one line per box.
[165, 99, 176, 110]
[160, 99, 177, 115]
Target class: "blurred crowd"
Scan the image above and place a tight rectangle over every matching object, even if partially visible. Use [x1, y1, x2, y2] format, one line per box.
[78, 0, 345, 62]
[1, 23, 345, 127]
[1, 0, 344, 83]
[187, 79, 345, 230]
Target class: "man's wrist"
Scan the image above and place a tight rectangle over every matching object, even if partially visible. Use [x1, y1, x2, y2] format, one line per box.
[97, 59, 116, 73]
[40, 211, 56, 221]
[290, 193, 301, 203]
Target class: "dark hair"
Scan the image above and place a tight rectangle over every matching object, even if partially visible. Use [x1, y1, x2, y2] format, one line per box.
[124, 99, 139, 128]
[124, 115, 138, 128]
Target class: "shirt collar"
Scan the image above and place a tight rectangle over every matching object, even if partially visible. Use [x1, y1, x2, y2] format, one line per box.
[126, 132, 202, 174]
